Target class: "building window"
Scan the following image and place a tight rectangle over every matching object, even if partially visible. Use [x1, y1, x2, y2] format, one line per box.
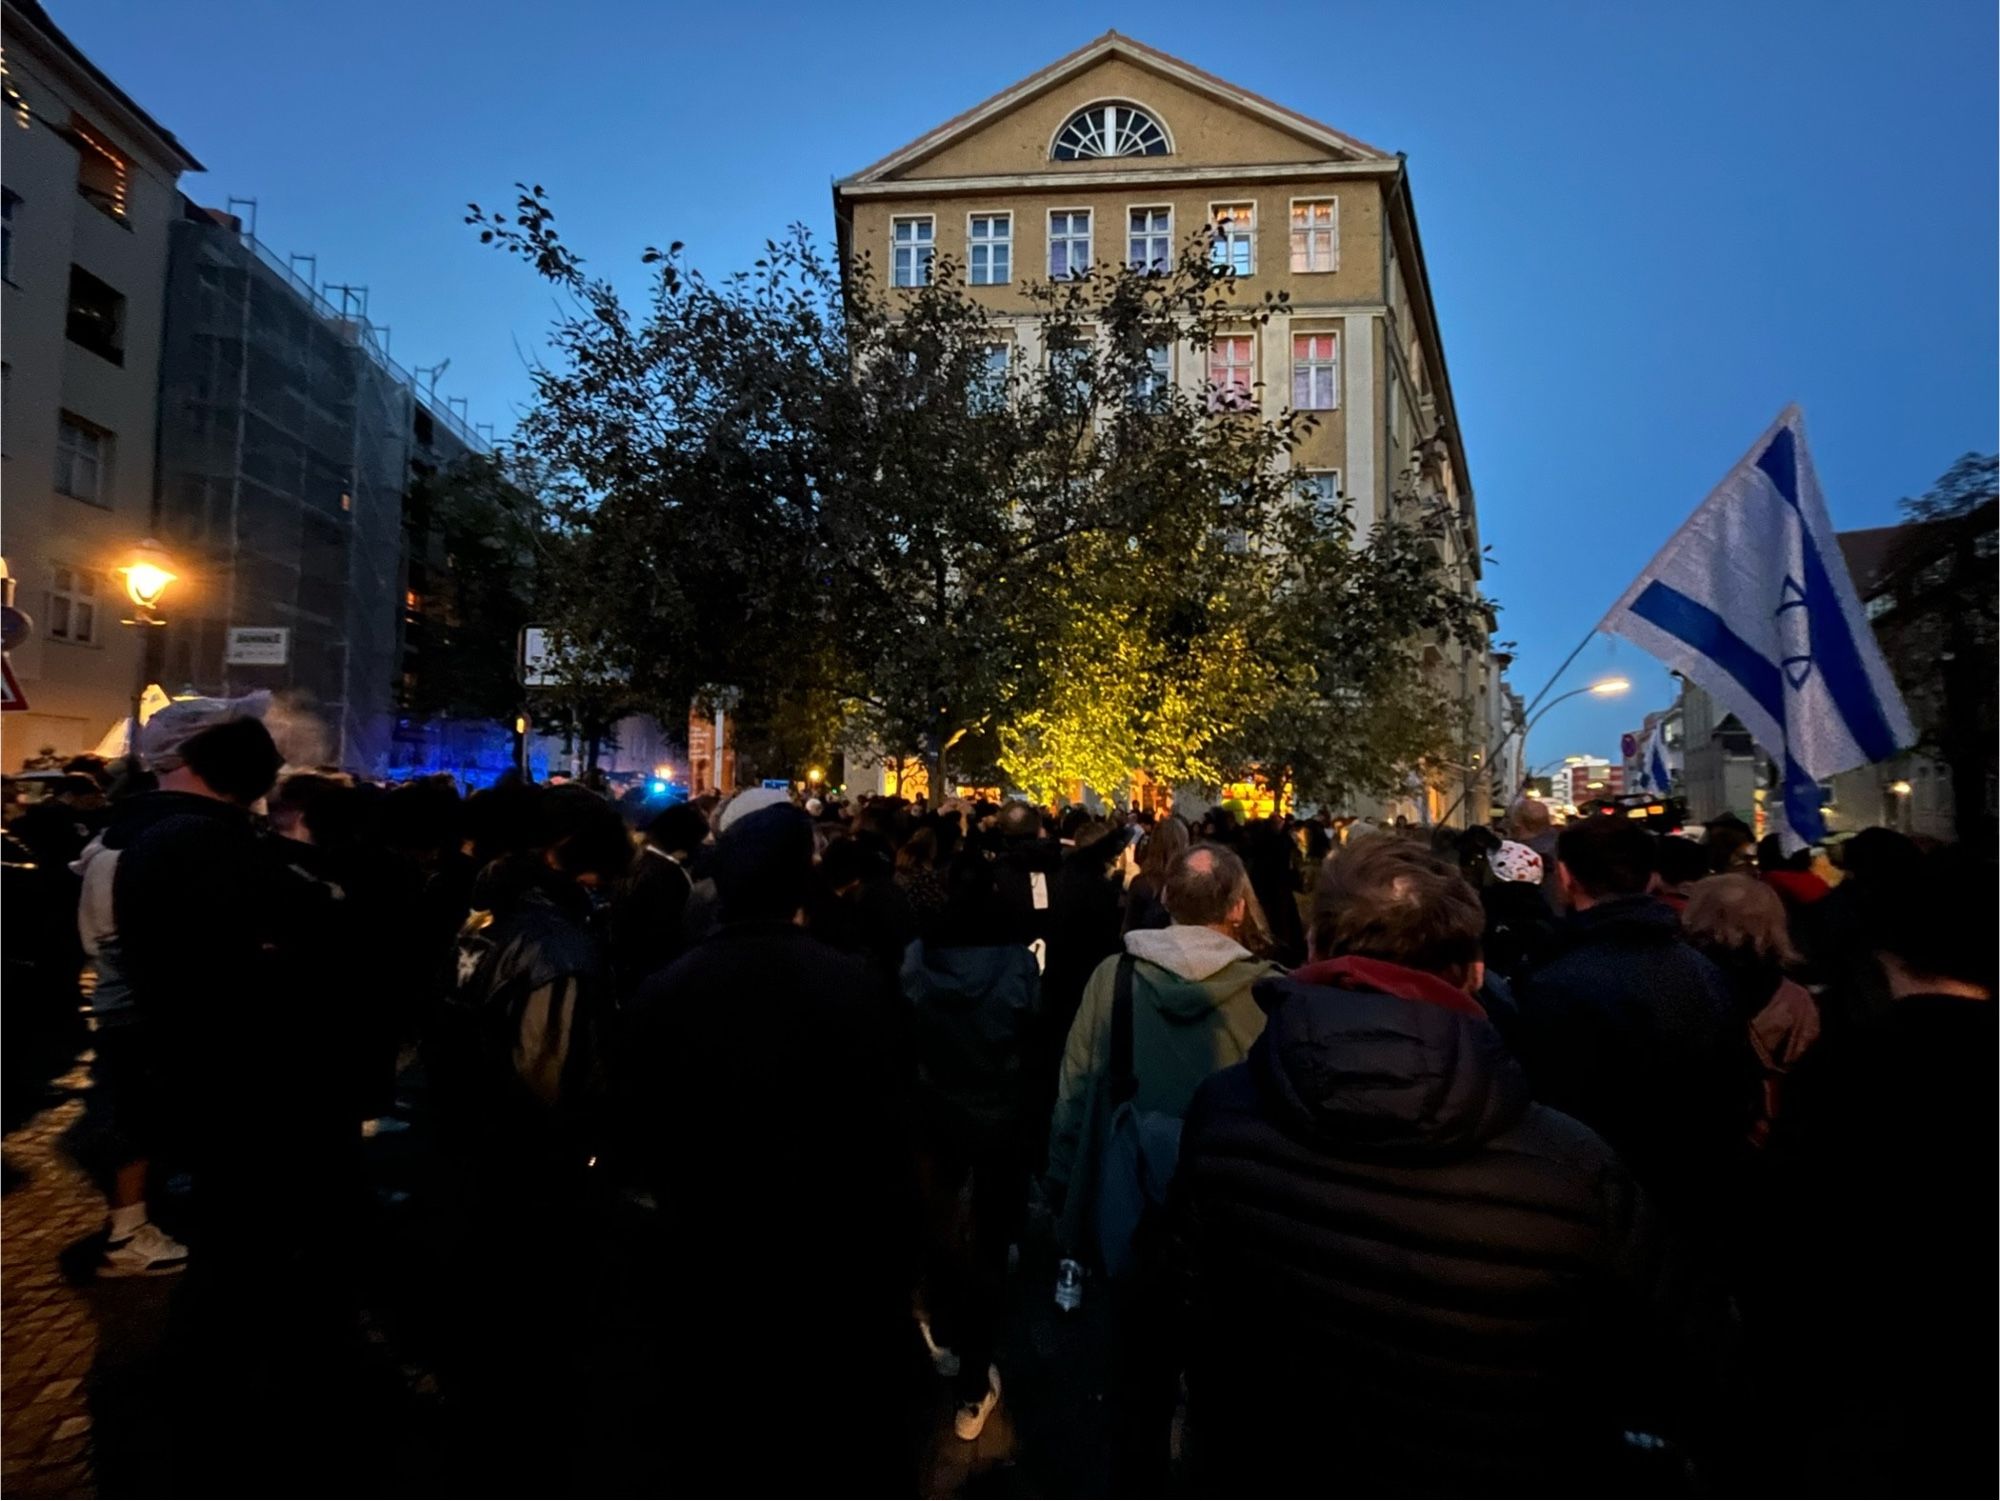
[1299, 469, 1344, 524]
[1292, 333, 1339, 410]
[1048, 210, 1091, 279]
[1133, 343, 1171, 408]
[891, 216, 934, 287]
[1290, 199, 1338, 272]
[1207, 335, 1256, 411]
[1050, 339, 1090, 411]
[66, 265, 125, 364]
[47, 565, 98, 644]
[55, 412, 109, 503]
[968, 214, 1011, 285]
[1128, 206, 1171, 273]
[70, 117, 128, 219]
[1210, 204, 1256, 277]
[1, 188, 16, 283]
[972, 343, 1009, 411]
[1051, 102, 1169, 161]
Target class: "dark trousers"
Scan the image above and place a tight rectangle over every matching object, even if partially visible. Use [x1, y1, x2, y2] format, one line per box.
[1108, 1271, 1178, 1496]
[918, 1130, 1025, 1403]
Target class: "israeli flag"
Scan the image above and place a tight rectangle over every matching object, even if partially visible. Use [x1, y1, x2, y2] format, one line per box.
[1636, 719, 1680, 797]
[1599, 407, 1913, 847]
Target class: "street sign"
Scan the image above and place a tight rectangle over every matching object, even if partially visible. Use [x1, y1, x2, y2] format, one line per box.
[225, 626, 290, 666]
[521, 626, 557, 687]
[0, 604, 30, 653]
[1, 654, 27, 713]
[761, 779, 791, 791]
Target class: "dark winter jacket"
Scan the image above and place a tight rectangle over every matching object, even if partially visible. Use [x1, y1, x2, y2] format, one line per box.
[900, 939, 1039, 1145]
[439, 859, 611, 1171]
[608, 844, 695, 997]
[1172, 956, 1717, 1494]
[617, 921, 915, 1491]
[1763, 991, 1998, 1498]
[1514, 896, 1755, 1221]
[1480, 876, 1556, 984]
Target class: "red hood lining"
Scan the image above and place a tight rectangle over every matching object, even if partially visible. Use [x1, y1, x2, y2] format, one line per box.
[1287, 955, 1487, 1019]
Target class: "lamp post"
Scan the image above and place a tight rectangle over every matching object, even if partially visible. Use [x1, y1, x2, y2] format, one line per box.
[1436, 677, 1630, 828]
[117, 539, 176, 751]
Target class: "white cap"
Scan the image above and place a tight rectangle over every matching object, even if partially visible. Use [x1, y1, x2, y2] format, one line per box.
[715, 784, 792, 833]
[139, 691, 271, 770]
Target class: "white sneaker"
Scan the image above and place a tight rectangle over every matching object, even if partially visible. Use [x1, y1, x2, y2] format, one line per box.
[98, 1221, 189, 1278]
[953, 1365, 1001, 1442]
[918, 1317, 961, 1379]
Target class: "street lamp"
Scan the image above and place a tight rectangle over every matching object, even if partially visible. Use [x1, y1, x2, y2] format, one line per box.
[807, 766, 824, 786]
[1889, 779, 1913, 797]
[1436, 676, 1631, 828]
[118, 539, 177, 618]
[117, 540, 175, 751]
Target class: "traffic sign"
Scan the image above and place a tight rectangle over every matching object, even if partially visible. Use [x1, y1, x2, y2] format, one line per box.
[1, 654, 28, 713]
[0, 605, 30, 653]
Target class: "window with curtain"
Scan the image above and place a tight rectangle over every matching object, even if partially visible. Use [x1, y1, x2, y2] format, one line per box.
[1292, 333, 1339, 409]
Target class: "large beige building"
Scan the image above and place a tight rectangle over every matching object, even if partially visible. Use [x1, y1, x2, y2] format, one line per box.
[1, 0, 201, 766]
[834, 31, 1489, 816]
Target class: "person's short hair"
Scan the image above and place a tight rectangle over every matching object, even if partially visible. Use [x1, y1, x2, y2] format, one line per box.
[1310, 835, 1483, 974]
[1509, 799, 1552, 838]
[180, 716, 283, 806]
[1163, 843, 1251, 927]
[713, 803, 815, 922]
[996, 800, 1042, 841]
[1655, 835, 1711, 888]
[538, 783, 634, 883]
[1556, 818, 1655, 899]
[55, 774, 101, 800]
[1682, 873, 1799, 968]
[645, 801, 710, 855]
[1704, 824, 1756, 875]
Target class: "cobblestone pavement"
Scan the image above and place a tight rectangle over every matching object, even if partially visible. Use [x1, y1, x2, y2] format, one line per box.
[2, 1058, 105, 1499]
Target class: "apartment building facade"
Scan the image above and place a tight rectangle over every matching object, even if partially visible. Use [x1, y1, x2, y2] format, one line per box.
[0, 0, 201, 765]
[833, 31, 1487, 815]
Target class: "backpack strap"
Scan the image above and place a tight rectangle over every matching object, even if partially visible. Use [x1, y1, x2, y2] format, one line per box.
[1108, 955, 1138, 1106]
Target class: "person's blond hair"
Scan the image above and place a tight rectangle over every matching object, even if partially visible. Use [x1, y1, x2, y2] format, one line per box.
[1681, 873, 1800, 967]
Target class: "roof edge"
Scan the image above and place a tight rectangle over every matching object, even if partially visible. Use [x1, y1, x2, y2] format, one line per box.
[5, 0, 204, 173]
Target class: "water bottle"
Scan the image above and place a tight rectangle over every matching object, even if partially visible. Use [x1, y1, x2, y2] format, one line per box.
[1054, 1257, 1084, 1313]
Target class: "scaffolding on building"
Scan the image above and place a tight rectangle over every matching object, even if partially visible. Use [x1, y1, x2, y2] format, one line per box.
[154, 200, 488, 774]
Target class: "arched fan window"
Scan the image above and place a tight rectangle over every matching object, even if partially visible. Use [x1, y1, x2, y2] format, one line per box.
[1051, 102, 1170, 161]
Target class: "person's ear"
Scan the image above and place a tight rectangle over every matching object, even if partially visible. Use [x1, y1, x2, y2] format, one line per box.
[1463, 959, 1486, 996]
[1227, 897, 1247, 928]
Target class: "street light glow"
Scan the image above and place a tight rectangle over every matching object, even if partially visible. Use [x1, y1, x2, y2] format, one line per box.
[1587, 677, 1631, 697]
[119, 540, 177, 612]
[807, 767, 824, 784]
[1889, 780, 1913, 796]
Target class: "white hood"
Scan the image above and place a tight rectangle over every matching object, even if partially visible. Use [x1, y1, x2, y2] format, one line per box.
[72, 833, 118, 955]
[1123, 923, 1252, 982]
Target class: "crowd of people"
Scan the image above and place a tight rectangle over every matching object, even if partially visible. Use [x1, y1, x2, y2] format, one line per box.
[2, 693, 1993, 1497]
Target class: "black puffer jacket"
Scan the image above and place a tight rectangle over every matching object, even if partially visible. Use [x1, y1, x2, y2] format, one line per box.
[1514, 896, 1755, 1223]
[1172, 957, 1707, 1495]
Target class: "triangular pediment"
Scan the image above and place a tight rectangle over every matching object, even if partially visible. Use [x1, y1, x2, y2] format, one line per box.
[842, 32, 1391, 186]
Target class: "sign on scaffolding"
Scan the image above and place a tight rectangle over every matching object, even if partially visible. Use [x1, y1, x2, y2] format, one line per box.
[225, 626, 290, 666]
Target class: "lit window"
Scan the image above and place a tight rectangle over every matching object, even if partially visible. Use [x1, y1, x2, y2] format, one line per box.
[1049, 210, 1091, 280]
[1, 188, 16, 283]
[891, 216, 934, 287]
[55, 413, 107, 503]
[48, 565, 97, 644]
[1299, 470, 1343, 524]
[70, 117, 126, 219]
[968, 214, 1011, 286]
[1292, 333, 1339, 410]
[1210, 204, 1255, 277]
[1133, 343, 1170, 408]
[1052, 103, 1169, 161]
[1207, 335, 1255, 411]
[1128, 207, 1171, 273]
[1290, 199, 1338, 272]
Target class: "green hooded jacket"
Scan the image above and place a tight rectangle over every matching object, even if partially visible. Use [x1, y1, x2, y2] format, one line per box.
[1047, 923, 1281, 1251]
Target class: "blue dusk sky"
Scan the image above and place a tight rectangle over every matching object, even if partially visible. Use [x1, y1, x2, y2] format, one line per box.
[49, 0, 1999, 772]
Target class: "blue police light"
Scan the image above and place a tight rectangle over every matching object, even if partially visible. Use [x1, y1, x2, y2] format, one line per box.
[650, 779, 669, 796]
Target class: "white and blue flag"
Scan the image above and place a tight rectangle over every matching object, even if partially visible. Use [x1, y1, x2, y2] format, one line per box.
[1635, 719, 1681, 797]
[1599, 407, 1913, 847]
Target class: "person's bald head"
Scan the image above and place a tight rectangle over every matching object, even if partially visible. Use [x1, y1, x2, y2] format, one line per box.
[1510, 799, 1552, 839]
[1164, 843, 1251, 934]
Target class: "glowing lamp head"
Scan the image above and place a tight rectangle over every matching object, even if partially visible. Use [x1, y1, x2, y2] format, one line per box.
[807, 767, 823, 784]
[1890, 780, 1913, 797]
[119, 540, 177, 612]
[1587, 677, 1631, 697]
